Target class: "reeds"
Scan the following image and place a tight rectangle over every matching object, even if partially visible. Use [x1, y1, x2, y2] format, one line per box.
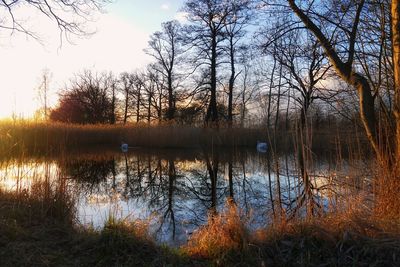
[183, 200, 254, 266]
[0, 119, 366, 161]
[0, 120, 268, 155]
[374, 164, 400, 224]
[0, 179, 188, 266]
[253, 209, 400, 266]
[182, 198, 400, 266]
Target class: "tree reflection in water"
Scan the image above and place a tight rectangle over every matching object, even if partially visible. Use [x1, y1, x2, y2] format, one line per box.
[0, 148, 367, 245]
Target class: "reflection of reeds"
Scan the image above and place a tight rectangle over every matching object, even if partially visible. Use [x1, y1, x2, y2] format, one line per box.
[1, 147, 399, 266]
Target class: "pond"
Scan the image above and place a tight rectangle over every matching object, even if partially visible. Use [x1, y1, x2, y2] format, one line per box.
[0, 148, 371, 246]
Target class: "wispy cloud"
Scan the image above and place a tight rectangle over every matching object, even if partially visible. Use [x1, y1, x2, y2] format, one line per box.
[161, 4, 169, 10]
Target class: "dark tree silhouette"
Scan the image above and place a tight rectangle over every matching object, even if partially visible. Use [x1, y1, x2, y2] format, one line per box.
[50, 70, 116, 124]
[131, 72, 145, 123]
[49, 93, 85, 123]
[223, 0, 253, 127]
[141, 65, 165, 124]
[182, 0, 233, 125]
[119, 72, 134, 125]
[146, 20, 182, 121]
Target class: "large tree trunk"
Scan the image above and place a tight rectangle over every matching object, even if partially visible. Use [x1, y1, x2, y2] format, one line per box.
[392, 0, 400, 161]
[228, 36, 235, 127]
[206, 31, 219, 125]
[123, 90, 129, 125]
[351, 74, 379, 157]
[167, 72, 175, 120]
[288, 0, 381, 160]
[274, 64, 283, 141]
[147, 95, 151, 124]
[241, 66, 248, 128]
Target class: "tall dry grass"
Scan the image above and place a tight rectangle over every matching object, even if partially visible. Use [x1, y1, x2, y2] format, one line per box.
[253, 210, 400, 266]
[0, 119, 367, 160]
[183, 197, 400, 266]
[374, 165, 400, 225]
[0, 177, 188, 266]
[183, 200, 253, 265]
[0, 120, 268, 155]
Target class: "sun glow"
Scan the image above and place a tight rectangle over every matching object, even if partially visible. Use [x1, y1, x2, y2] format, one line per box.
[0, 0, 184, 119]
[0, 161, 59, 192]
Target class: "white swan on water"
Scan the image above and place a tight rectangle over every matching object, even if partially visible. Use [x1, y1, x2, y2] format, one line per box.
[257, 141, 267, 153]
[121, 142, 129, 152]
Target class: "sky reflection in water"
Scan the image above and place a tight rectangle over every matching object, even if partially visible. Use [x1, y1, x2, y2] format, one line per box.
[0, 149, 370, 246]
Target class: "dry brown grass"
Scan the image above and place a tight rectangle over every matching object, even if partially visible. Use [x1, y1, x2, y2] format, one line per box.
[374, 165, 400, 225]
[0, 119, 366, 161]
[0, 120, 266, 156]
[183, 200, 253, 265]
[0, 179, 75, 225]
[253, 197, 400, 266]
[3, 182, 399, 266]
[0, 179, 190, 266]
[182, 195, 400, 266]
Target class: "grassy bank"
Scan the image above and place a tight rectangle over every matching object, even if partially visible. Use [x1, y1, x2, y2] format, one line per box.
[184, 202, 400, 266]
[1, 184, 399, 266]
[0, 184, 193, 266]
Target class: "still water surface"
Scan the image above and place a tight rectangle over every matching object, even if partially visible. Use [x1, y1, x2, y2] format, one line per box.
[0, 148, 370, 245]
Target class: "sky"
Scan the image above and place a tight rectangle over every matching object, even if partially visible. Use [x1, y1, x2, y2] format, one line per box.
[0, 0, 185, 119]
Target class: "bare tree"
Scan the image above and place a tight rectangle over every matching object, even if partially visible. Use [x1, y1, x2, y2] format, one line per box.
[131, 71, 145, 123]
[0, 0, 110, 43]
[266, 32, 331, 130]
[50, 70, 115, 124]
[141, 65, 165, 124]
[280, 0, 383, 161]
[223, 0, 253, 127]
[182, 0, 233, 125]
[104, 72, 118, 124]
[119, 72, 134, 124]
[36, 68, 52, 121]
[237, 48, 259, 127]
[146, 20, 182, 121]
